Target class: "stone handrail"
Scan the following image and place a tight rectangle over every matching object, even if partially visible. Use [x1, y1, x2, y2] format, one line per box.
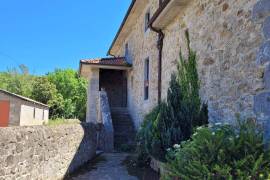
[96, 89, 114, 152]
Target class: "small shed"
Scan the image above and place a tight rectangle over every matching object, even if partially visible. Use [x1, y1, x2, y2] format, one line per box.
[0, 89, 49, 127]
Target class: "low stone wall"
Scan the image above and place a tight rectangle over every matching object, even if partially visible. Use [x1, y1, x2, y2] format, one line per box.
[0, 123, 97, 180]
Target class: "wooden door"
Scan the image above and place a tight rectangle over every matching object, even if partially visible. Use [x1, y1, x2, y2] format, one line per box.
[0, 101, 10, 127]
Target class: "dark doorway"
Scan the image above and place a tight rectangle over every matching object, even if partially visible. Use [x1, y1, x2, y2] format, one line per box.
[99, 69, 127, 108]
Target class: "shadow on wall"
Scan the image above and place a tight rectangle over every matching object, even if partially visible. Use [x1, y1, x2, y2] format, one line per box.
[63, 122, 98, 179]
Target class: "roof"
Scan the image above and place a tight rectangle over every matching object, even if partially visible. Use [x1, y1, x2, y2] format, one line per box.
[107, 0, 136, 56]
[80, 57, 131, 67]
[0, 89, 49, 108]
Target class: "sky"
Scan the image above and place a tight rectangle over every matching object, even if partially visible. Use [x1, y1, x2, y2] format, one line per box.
[0, 0, 131, 75]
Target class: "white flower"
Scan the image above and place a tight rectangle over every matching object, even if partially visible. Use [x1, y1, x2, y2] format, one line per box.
[167, 148, 171, 152]
[197, 126, 203, 130]
[173, 144, 181, 149]
[193, 132, 198, 136]
[212, 132, 216, 135]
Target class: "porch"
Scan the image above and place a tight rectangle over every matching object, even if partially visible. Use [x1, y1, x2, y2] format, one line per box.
[79, 57, 135, 151]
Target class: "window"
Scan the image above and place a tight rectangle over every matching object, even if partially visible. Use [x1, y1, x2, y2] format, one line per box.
[42, 110, 44, 120]
[33, 108, 36, 119]
[131, 76, 134, 88]
[125, 43, 129, 58]
[144, 58, 150, 100]
[145, 10, 150, 32]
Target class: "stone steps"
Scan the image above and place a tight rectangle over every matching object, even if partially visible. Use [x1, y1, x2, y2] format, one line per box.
[111, 107, 136, 150]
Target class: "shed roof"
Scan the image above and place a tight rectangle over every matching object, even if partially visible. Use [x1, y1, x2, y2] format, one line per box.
[0, 89, 49, 108]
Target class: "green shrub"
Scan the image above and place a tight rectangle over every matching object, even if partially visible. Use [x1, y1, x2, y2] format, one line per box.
[136, 30, 208, 162]
[163, 119, 270, 180]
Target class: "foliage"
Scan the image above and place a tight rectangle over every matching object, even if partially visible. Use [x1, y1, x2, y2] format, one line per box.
[136, 105, 164, 161]
[46, 118, 81, 126]
[163, 119, 270, 180]
[137, 30, 208, 162]
[0, 65, 34, 97]
[47, 69, 87, 120]
[0, 65, 87, 120]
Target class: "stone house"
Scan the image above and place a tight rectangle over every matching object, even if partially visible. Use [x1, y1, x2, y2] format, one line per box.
[0, 89, 49, 127]
[80, 0, 270, 131]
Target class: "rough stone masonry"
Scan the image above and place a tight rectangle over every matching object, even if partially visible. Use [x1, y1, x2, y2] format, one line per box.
[0, 123, 97, 180]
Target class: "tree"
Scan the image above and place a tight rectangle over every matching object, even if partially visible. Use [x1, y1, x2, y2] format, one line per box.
[47, 69, 87, 120]
[31, 77, 66, 119]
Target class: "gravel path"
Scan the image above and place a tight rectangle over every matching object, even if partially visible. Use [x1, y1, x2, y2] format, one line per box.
[68, 153, 138, 180]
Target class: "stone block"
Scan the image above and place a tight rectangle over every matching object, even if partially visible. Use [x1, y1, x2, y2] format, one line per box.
[254, 91, 270, 116]
[256, 41, 270, 65]
[252, 0, 270, 20]
[265, 64, 270, 90]
[263, 16, 270, 40]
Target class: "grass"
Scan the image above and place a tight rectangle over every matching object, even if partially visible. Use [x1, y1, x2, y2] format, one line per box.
[46, 118, 81, 126]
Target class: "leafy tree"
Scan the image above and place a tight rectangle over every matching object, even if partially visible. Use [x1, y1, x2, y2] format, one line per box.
[0, 66, 87, 120]
[31, 77, 58, 104]
[0, 65, 34, 97]
[47, 69, 87, 120]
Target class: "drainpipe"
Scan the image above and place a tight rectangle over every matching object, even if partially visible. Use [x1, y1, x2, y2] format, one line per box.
[149, 25, 164, 104]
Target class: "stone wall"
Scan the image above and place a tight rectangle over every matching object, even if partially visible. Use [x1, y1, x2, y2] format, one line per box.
[117, 1, 160, 129]
[114, 0, 270, 129]
[161, 0, 268, 125]
[0, 123, 97, 180]
[252, 0, 270, 139]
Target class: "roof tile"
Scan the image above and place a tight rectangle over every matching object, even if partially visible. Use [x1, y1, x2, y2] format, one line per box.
[80, 57, 131, 67]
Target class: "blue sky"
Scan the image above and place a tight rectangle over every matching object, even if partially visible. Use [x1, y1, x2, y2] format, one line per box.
[0, 0, 131, 74]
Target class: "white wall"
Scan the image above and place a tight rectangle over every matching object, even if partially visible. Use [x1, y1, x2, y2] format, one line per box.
[20, 105, 48, 126]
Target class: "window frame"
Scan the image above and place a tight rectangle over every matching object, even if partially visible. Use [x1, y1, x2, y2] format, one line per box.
[33, 108, 36, 119]
[144, 58, 150, 100]
[144, 10, 150, 32]
[125, 43, 129, 58]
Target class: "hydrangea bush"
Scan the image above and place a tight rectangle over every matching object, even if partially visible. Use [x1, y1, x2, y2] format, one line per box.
[163, 120, 270, 180]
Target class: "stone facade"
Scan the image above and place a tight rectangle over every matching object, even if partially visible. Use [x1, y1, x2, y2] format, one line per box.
[0, 123, 97, 180]
[0, 90, 49, 126]
[111, 0, 270, 129]
[86, 68, 100, 124]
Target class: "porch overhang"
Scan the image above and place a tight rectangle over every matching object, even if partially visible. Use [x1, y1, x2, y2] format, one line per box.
[150, 0, 190, 30]
[79, 57, 132, 78]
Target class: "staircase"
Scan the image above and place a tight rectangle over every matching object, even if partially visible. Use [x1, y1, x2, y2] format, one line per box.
[111, 107, 136, 151]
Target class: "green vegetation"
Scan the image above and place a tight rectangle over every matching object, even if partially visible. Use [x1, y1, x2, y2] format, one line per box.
[0, 66, 87, 121]
[47, 118, 81, 126]
[137, 30, 208, 162]
[163, 119, 270, 180]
